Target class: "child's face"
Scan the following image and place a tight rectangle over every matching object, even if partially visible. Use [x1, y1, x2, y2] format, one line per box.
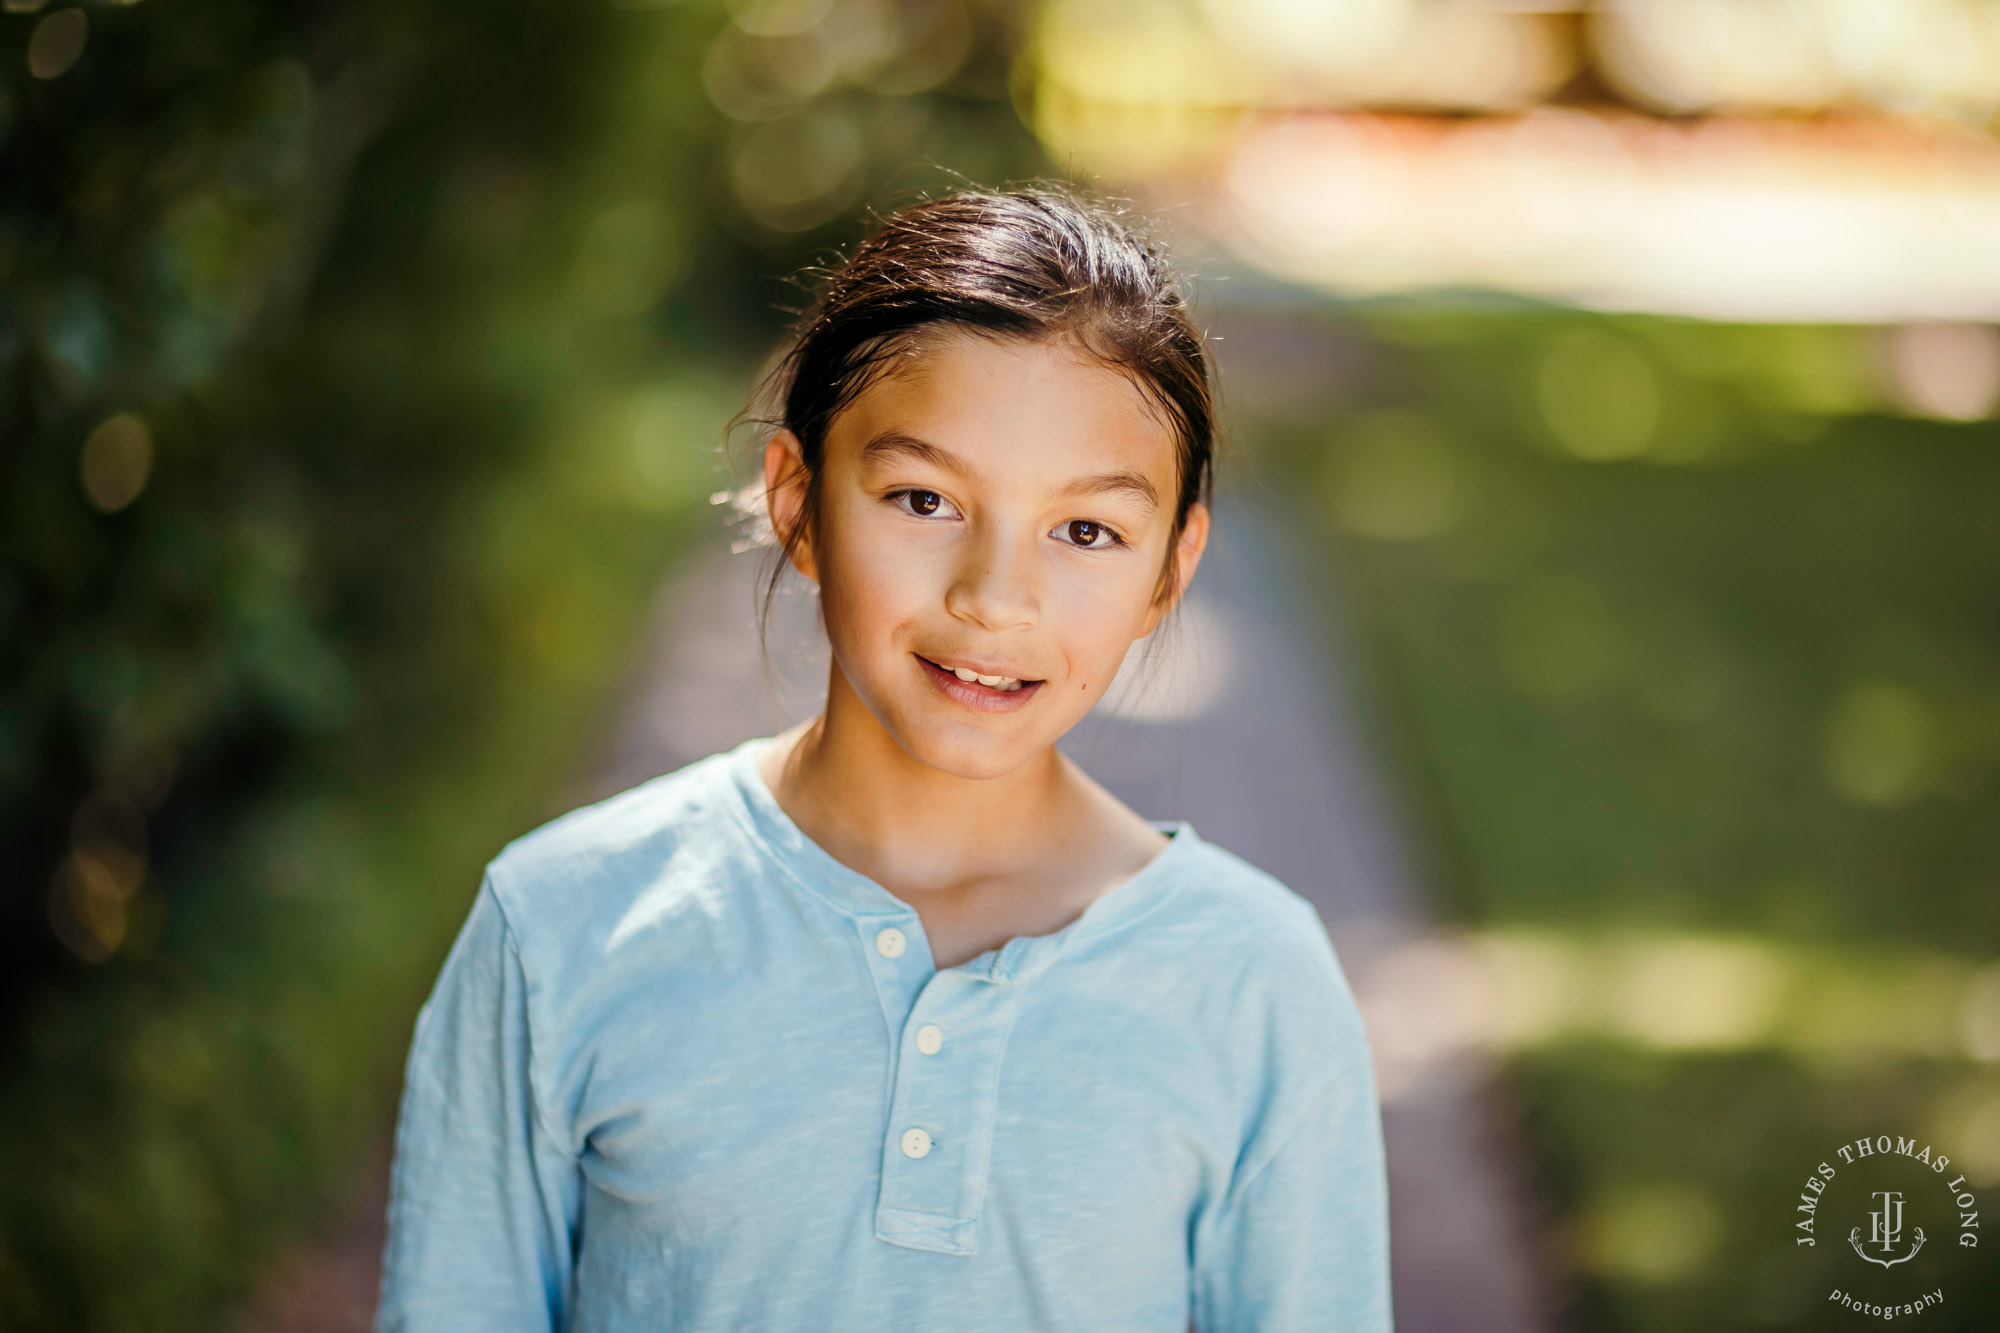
[766, 330, 1209, 781]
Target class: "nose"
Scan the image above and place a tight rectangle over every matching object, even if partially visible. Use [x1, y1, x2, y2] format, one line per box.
[943, 520, 1039, 632]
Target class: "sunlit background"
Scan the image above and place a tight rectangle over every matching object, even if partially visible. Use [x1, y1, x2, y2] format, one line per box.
[4, 1, 1998, 1329]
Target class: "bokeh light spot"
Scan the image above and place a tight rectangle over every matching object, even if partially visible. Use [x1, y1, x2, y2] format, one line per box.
[728, 109, 865, 231]
[1199, 0, 1409, 79]
[79, 412, 154, 513]
[853, 0, 970, 97]
[1824, 681, 1937, 807]
[26, 7, 86, 79]
[1884, 321, 2000, 421]
[1963, 962, 2000, 1063]
[1609, 937, 1786, 1050]
[727, 0, 833, 38]
[1582, 1181, 1723, 1285]
[47, 851, 138, 962]
[704, 25, 838, 122]
[1538, 329, 1660, 461]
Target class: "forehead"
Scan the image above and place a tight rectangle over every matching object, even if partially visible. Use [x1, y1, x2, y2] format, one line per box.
[829, 331, 1179, 486]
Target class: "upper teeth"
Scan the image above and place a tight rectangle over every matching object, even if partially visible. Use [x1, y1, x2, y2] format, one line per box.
[945, 663, 1022, 691]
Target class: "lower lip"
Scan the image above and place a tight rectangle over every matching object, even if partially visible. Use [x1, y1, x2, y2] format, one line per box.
[917, 655, 1044, 713]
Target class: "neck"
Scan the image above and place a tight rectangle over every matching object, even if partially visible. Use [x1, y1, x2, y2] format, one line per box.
[761, 662, 1079, 897]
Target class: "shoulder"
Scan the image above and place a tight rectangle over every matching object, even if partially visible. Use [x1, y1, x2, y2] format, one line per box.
[1168, 835, 1349, 978]
[1152, 832, 1372, 1054]
[479, 744, 759, 976]
[1152, 837, 1381, 1166]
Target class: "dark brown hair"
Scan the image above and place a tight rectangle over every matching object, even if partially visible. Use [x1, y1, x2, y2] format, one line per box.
[740, 182, 1220, 641]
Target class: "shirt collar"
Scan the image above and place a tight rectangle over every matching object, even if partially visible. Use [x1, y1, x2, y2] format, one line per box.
[721, 735, 1198, 982]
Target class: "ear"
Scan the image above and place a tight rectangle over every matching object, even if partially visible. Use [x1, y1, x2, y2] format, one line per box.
[763, 428, 819, 584]
[1140, 500, 1210, 637]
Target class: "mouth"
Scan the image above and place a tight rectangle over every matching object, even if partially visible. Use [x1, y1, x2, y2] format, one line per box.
[916, 654, 1045, 710]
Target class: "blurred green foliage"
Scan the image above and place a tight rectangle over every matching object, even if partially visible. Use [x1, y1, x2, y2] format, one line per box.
[1248, 305, 2000, 1332]
[0, 0, 1039, 1324]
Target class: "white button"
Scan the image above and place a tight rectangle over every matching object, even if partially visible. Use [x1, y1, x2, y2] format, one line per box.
[874, 927, 907, 959]
[915, 1024, 944, 1055]
[900, 1127, 932, 1159]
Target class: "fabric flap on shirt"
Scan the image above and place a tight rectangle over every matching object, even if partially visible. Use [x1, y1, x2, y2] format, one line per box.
[875, 1206, 979, 1257]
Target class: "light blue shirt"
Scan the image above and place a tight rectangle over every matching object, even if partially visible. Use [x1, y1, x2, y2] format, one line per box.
[376, 736, 1391, 1331]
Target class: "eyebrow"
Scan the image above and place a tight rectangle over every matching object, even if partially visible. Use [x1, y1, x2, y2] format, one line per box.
[860, 429, 1161, 514]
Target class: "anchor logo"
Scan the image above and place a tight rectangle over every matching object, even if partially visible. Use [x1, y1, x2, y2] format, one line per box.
[1849, 1190, 1925, 1268]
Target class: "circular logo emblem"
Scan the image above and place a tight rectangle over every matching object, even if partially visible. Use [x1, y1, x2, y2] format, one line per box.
[1792, 1134, 1981, 1321]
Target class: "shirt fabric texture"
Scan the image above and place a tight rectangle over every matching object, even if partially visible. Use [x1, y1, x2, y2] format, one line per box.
[375, 735, 1392, 1331]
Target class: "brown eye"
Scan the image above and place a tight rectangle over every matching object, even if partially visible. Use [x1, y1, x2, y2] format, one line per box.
[1065, 520, 1111, 548]
[900, 489, 943, 516]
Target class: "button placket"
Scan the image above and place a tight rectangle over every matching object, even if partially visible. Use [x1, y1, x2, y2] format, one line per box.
[874, 970, 1027, 1257]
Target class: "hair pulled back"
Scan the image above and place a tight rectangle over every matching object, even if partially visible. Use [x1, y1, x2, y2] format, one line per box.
[745, 183, 1219, 626]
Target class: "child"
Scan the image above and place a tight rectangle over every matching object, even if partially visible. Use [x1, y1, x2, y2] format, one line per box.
[375, 185, 1391, 1331]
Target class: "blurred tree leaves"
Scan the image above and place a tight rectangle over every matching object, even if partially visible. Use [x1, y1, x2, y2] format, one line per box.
[1, 0, 1042, 1323]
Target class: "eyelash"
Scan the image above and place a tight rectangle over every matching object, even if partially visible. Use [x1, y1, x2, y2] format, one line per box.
[884, 489, 1128, 551]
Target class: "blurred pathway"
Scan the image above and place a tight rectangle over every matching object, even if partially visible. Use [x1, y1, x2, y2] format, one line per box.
[239, 494, 1557, 1331]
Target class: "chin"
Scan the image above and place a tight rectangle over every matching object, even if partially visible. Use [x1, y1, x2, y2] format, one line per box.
[890, 716, 1045, 783]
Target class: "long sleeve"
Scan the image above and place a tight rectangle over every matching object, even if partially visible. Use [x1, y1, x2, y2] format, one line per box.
[1188, 991, 1392, 1330]
[376, 874, 583, 1332]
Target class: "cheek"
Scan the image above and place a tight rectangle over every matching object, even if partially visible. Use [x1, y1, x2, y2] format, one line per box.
[1045, 563, 1161, 681]
[813, 506, 938, 653]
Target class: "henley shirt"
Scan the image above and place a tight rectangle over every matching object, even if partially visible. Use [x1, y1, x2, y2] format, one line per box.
[375, 735, 1391, 1331]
